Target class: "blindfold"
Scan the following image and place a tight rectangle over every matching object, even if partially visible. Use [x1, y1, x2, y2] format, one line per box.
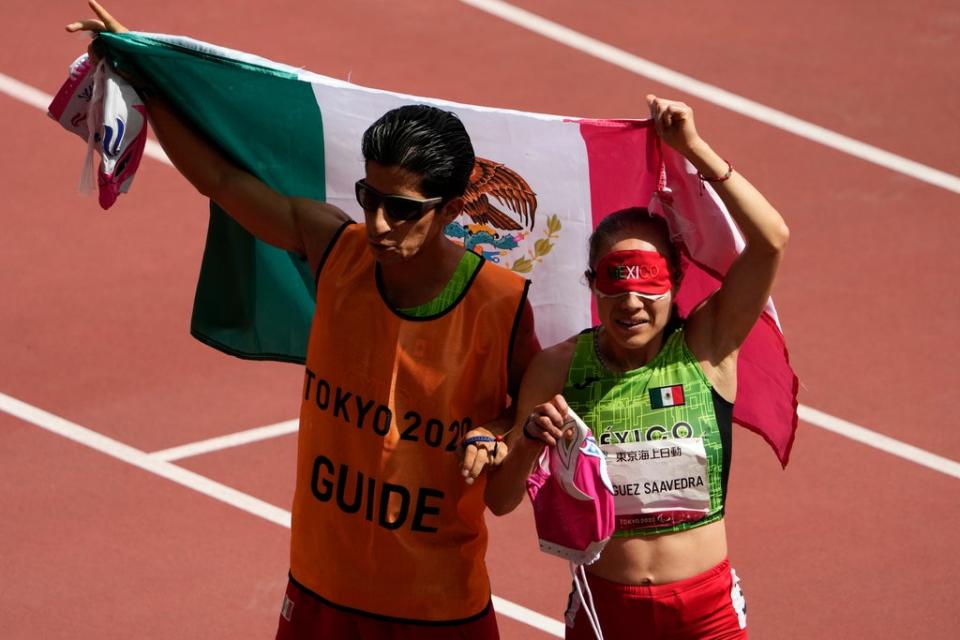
[592, 250, 672, 299]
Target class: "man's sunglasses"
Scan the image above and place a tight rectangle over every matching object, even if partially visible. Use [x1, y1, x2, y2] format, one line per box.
[355, 180, 444, 222]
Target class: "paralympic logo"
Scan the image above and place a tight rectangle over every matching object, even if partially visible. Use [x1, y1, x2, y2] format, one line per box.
[101, 117, 126, 158]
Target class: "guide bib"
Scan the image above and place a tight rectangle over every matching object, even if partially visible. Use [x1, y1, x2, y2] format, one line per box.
[291, 224, 528, 622]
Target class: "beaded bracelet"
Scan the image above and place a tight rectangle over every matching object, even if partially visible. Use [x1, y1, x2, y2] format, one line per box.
[697, 159, 734, 183]
[462, 433, 506, 457]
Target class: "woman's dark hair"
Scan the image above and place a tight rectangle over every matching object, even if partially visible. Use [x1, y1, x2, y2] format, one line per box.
[361, 105, 475, 201]
[586, 207, 681, 285]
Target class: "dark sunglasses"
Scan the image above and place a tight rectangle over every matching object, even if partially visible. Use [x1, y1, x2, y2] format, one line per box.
[354, 180, 444, 222]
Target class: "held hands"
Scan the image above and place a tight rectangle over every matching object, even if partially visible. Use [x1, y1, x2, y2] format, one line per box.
[522, 395, 572, 447]
[460, 427, 509, 485]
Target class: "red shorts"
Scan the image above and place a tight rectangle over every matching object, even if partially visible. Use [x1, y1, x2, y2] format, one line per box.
[275, 576, 500, 640]
[566, 559, 748, 640]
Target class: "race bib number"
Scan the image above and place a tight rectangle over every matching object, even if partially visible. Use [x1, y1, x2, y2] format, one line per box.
[603, 437, 710, 530]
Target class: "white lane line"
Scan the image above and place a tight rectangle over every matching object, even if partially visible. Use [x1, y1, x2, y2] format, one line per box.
[0, 391, 563, 637]
[0, 71, 170, 165]
[798, 405, 960, 479]
[150, 419, 299, 461]
[0, 71, 52, 110]
[492, 596, 565, 637]
[144, 139, 169, 164]
[0, 391, 291, 527]
[457, 0, 960, 195]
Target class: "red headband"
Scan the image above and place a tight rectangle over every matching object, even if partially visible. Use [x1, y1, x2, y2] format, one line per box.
[593, 250, 671, 297]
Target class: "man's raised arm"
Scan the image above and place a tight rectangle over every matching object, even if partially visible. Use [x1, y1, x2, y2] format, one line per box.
[67, 0, 351, 271]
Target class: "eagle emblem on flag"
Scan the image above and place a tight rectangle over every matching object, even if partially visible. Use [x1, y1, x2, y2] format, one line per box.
[462, 157, 538, 231]
[446, 157, 561, 273]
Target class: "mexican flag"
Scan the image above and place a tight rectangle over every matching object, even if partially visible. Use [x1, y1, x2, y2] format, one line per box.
[650, 385, 685, 409]
[91, 32, 799, 465]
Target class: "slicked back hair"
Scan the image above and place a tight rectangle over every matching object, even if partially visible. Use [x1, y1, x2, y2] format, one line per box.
[587, 207, 681, 285]
[361, 105, 476, 201]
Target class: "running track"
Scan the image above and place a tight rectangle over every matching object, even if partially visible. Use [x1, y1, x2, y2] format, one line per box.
[2, 1, 958, 638]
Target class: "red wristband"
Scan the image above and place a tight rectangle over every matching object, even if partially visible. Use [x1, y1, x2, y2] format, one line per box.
[697, 159, 733, 183]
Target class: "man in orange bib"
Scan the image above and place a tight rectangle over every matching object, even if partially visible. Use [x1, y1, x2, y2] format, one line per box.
[279, 107, 539, 637]
[68, 4, 541, 638]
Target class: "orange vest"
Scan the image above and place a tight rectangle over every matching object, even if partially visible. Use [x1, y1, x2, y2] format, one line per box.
[290, 224, 528, 622]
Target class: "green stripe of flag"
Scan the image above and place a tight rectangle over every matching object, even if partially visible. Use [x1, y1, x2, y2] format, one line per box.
[101, 32, 323, 362]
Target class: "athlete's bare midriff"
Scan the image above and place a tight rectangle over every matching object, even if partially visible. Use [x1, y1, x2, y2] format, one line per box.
[587, 518, 728, 585]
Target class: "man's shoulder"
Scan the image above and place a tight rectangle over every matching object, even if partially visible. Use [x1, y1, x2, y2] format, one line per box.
[314, 220, 366, 283]
[325, 220, 365, 257]
[339, 220, 364, 240]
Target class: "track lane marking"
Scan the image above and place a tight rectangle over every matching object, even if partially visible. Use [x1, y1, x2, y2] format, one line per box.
[0, 71, 53, 110]
[0, 391, 291, 527]
[493, 597, 565, 636]
[456, 0, 960, 194]
[149, 419, 299, 461]
[0, 391, 565, 638]
[798, 405, 960, 479]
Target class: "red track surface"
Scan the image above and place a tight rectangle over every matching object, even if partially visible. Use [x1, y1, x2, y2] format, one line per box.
[2, 1, 958, 638]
